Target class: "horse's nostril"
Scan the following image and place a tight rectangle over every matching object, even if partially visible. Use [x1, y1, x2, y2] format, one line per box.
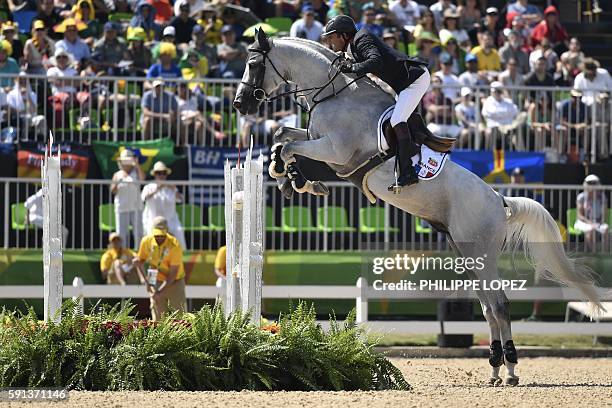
[233, 100, 241, 110]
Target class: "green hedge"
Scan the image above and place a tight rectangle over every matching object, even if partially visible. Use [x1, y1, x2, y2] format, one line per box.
[0, 301, 409, 391]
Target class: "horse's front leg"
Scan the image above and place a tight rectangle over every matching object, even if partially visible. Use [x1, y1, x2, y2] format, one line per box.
[269, 127, 309, 198]
[269, 127, 308, 178]
[281, 137, 350, 196]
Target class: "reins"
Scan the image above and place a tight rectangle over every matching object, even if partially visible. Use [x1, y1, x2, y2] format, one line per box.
[241, 46, 366, 137]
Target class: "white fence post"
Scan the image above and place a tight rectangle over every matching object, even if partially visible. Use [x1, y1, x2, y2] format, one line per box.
[356, 277, 368, 323]
[42, 134, 63, 323]
[224, 144, 264, 324]
[72, 276, 84, 315]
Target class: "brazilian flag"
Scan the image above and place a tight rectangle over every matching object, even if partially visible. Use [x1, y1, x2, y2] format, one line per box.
[92, 138, 178, 179]
[451, 149, 545, 183]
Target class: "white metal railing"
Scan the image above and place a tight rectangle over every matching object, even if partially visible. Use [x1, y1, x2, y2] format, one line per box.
[2, 178, 611, 253]
[0, 73, 609, 161]
[0, 277, 610, 335]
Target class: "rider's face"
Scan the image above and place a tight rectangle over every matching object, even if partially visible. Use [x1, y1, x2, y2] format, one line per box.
[325, 33, 347, 52]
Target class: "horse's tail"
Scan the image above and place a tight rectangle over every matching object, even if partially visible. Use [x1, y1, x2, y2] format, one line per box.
[503, 196, 604, 316]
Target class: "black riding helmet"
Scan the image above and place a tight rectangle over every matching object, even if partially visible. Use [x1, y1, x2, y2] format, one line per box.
[322, 15, 357, 37]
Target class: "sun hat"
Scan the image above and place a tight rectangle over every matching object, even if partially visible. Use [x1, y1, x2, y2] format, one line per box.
[116, 149, 136, 165]
[127, 27, 147, 41]
[150, 161, 172, 176]
[152, 216, 168, 231]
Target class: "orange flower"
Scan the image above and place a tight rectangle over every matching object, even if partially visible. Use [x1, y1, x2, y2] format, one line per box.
[261, 322, 280, 334]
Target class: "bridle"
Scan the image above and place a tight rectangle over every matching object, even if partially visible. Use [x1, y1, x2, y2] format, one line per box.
[240, 42, 365, 113]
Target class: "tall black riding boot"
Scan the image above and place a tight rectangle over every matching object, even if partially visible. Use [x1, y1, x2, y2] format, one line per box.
[388, 122, 419, 192]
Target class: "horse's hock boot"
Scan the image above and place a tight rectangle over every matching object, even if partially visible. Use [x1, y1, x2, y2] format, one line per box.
[388, 122, 419, 193]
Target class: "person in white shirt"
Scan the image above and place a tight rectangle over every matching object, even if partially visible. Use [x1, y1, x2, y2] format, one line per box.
[47, 48, 78, 95]
[454, 87, 479, 147]
[459, 53, 489, 88]
[434, 53, 461, 101]
[289, 5, 323, 42]
[573, 58, 612, 106]
[528, 38, 558, 73]
[6, 73, 47, 137]
[439, 9, 470, 49]
[111, 149, 144, 249]
[482, 81, 524, 148]
[498, 57, 525, 105]
[141, 161, 187, 249]
[389, 0, 421, 28]
[24, 189, 69, 243]
[430, 0, 457, 29]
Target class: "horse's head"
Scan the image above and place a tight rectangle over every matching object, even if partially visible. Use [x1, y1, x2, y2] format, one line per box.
[233, 29, 284, 115]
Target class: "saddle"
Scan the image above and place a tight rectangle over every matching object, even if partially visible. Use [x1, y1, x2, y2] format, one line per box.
[382, 112, 455, 153]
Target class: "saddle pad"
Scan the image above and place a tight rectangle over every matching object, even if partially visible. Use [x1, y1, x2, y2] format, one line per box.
[377, 106, 449, 181]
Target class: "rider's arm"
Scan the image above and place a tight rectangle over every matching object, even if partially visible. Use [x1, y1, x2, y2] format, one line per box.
[350, 34, 383, 76]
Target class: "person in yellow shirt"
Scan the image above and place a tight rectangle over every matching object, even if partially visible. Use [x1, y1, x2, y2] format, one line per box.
[470, 31, 501, 73]
[214, 245, 226, 279]
[100, 233, 140, 285]
[134, 227, 186, 320]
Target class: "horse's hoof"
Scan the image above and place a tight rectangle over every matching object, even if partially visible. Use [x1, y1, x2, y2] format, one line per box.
[310, 181, 330, 196]
[280, 179, 293, 199]
[292, 180, 309, 194]
[268, 160, 286, 178]
[504, 376, 519, 386]
[489, 377, 502, 386]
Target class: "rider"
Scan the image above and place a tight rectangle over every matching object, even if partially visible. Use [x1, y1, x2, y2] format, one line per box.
[321, 15, 431, 190]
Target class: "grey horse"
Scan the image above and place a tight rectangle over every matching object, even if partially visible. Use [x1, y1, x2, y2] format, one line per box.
[233, 30, 604, 386]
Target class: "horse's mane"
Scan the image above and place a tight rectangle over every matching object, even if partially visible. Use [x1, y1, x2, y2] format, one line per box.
[272, 37, 392, 98]
[274, 37, 340, 63]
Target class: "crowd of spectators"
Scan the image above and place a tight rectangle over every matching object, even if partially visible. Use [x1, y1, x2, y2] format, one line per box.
[0, 1, 610, 158]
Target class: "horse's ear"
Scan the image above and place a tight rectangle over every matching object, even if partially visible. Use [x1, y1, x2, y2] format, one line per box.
[257, 28, 270, 52]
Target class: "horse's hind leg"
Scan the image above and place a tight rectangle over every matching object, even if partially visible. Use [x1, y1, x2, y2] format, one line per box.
[481, 259, 519, 386]
[448, 236, 518, 386]
[448, 237, 504, 385]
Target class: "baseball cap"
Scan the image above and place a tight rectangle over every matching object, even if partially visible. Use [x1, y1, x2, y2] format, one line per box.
[511, 167, 523, 176]
[152, 228, 167, 237]
[383, 28, 395, 38]
[570, 88, 583, 97]
[302, 4, 314, 13]
[465, 53, 478, 63]
[440, 53, 453, 65]
[152, 79, 164, 88]
[33, 20, 45, 30]
[486, 7, 499, 15]
[103, 21, 116, 31]
[460, 87, 472, 97]
[544, 5, 558, 15]
[221, 25, 234, 34]
[491, 81, 503, 90]
[108, 232, 121, 243]
[192, 24, 203, 35]
[163, 25, 176, 37]
[583, 174, 601, 185]
[152, 216, 168, 231]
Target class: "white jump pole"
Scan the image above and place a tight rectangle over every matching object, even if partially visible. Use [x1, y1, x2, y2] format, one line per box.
[42, 132, 63, 323]
[224, 141, 264, 324]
